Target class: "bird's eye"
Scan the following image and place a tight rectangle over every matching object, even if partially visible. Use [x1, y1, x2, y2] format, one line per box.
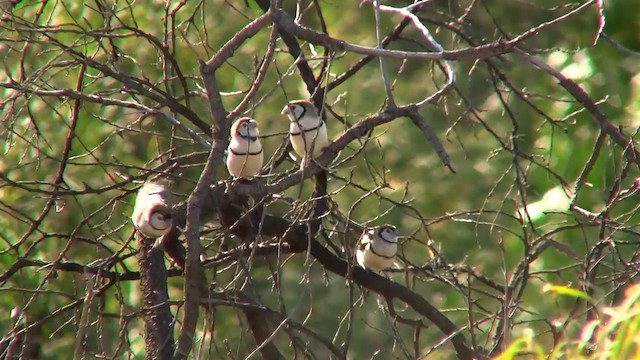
[242, 123, 248, 128]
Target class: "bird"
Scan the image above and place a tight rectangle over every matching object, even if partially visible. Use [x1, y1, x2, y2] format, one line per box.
[281, 100, 329, 163]
[226, 117, 264, 178]
[356, 225, 399, 271]
[131, 181, 173, 238]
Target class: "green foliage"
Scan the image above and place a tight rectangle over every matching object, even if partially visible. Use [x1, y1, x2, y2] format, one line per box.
[498, 284, 640, 360]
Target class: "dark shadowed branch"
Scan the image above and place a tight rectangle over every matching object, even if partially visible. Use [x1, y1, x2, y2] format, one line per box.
[137, 235, 175, 360]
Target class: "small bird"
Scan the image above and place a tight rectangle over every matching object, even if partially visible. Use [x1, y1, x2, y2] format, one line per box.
[131, 181, 173, 238]
[226, 117, 264, 178]
[356, 225, 399, 271]
[281, 100, 329, 163]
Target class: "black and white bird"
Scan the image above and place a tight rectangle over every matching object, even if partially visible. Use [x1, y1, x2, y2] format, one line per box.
[226, 117, 264, 178]
[131, 181, 173, 238]
[356, 225, 399, 271]
[281, 100, 329, 163]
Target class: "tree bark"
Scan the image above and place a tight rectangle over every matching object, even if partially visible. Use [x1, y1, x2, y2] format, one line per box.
[138, 235, 175, 359]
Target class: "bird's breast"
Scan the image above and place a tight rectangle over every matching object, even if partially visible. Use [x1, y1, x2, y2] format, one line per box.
[370, 241, 397, 258]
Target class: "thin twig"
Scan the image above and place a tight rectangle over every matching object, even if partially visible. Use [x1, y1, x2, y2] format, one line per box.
[372, 0, 396, 108]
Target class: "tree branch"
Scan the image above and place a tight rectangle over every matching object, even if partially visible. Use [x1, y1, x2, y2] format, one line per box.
[138, 234, 175, 359]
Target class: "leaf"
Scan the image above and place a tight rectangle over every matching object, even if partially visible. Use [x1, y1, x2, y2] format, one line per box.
[517, 186, 572, 222]
[578, 320, 599, 352]
[494, 338, 528, 360]
[542, 283, 592, 300]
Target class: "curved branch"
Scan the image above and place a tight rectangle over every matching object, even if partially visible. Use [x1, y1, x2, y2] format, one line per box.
[518, 50, 640, 166]
[270, 3, 594, 62]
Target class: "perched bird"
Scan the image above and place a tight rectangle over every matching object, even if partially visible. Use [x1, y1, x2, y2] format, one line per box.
[226, 117, 264, 178]
[356, 225, 399, 271]
[282, 100, 329, 162]
[131, 181, 173, 238]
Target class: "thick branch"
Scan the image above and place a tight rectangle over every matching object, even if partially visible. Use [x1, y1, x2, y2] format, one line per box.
[307, 240, 478, 360]
[215, 192, 480, 360]
[173, 57, 231, 360]
[243, 305, 286, 360]
[202, 13, 273, 73]
[138, 235, 175, 360]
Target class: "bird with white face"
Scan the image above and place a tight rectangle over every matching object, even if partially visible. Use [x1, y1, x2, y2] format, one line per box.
[226, 117, 264, 178]
[281, 100, 329, 163]
[356, 225, 399, 271]
[131, 181, 173, 238]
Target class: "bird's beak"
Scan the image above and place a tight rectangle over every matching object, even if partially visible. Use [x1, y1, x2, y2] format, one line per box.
[281, 105, 291, 115]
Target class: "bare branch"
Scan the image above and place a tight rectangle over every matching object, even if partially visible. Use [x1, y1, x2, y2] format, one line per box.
[518, 50, 640, 166]
[138, 235, 175, 360]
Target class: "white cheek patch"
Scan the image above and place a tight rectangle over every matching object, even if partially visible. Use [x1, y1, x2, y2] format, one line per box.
[380, 229, 397, 243]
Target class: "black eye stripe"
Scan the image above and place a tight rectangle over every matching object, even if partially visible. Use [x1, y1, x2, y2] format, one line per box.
[376, 227, 397, 243]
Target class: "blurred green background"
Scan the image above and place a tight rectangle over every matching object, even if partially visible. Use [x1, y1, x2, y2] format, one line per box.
[1, 0, 639, 358]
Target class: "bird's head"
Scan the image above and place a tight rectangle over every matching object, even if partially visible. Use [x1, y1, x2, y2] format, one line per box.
[232, 117, 260, 141]
[376, 225, 399, 243]
[148, 206, 173, 232]
[281, 100, 318, 123]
